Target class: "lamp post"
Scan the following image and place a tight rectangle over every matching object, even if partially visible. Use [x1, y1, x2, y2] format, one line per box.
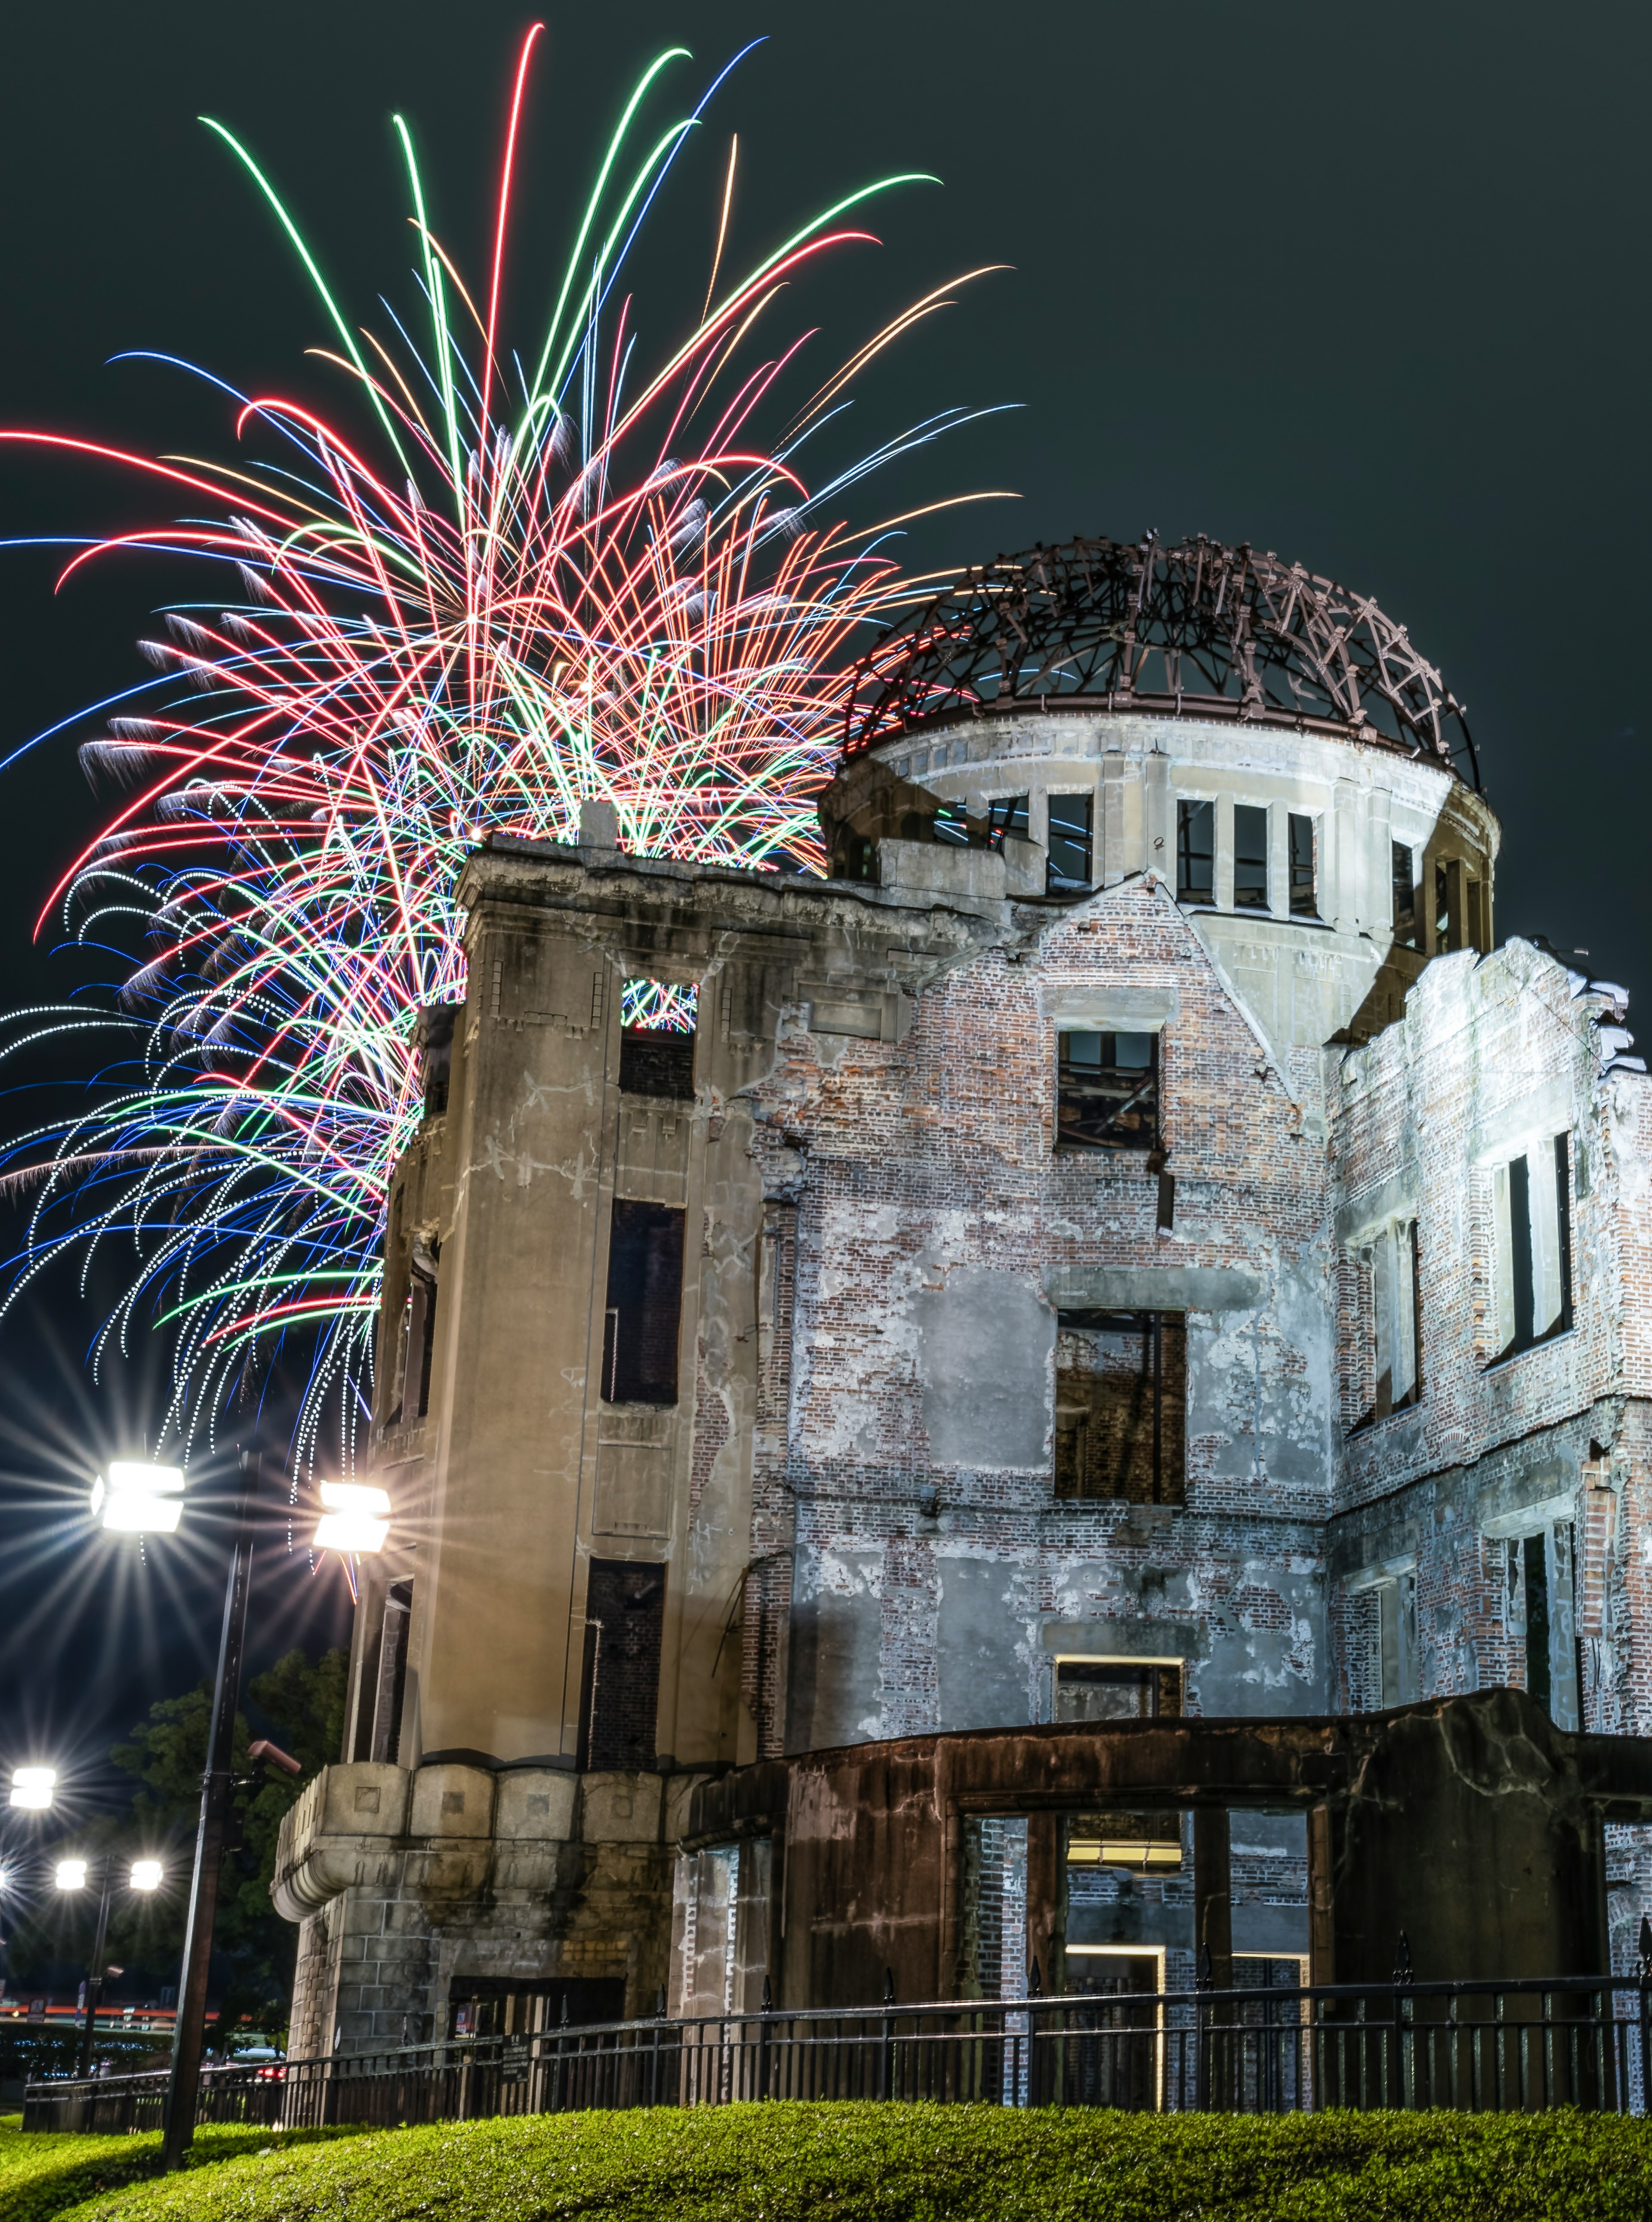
[93, 1450, 388, 2168]
[56, 1853, 162, 2075]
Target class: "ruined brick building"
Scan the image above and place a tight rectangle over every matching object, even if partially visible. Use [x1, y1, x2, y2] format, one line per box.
[274, 536, 1652, 2051]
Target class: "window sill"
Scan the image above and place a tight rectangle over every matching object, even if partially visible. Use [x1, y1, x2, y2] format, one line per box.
[1179, 903, 1332, 931]
[1482, 1323, 1575, 1374]
[1345, 1398, 1421, 1440]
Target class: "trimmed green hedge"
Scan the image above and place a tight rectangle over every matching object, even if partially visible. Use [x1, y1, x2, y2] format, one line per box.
[9, 2104, 1652, 2222]
[0, 2120, 362, 2222]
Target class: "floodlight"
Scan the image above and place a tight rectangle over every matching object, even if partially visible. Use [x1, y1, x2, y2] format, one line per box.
[9, 1766, 55, 1810]
[92, 1461, 185, 1534]
[129, 1859, 163, 1892]
[55, 1858, 88, 1890]
[313, 1481, 391, 1555]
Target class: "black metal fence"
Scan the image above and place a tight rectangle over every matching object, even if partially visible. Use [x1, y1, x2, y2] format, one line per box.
[24, 1974, 1652, 2135]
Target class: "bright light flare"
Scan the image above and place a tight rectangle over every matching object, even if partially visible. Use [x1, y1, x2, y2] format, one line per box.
[129, 1858, 163, 1892]
[9, 1766, 55, 1810]
[91, 1461, 185, 1534]
[314, 1480, 390, 1555]
[55, 1858, 88, 1890]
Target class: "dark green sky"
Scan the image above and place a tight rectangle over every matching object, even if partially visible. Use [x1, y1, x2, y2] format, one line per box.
[0, 0, 1647, 1766]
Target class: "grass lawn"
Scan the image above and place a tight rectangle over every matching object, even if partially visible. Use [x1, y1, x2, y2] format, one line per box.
[0, 2117, 364, 2222]
[5, 2104, 1652, 2222]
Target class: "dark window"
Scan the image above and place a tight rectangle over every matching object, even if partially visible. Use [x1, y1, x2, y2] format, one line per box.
[369, 1578, 412, 1763]
[1392, 842, 1417, 947]
[1495, 1136, 1573, 1361]
[986, 794, 1030, 849]
[832, 833, 876, 882]
[1046, 793, 1094, 893]
[449, 1975, 625, 2041]
[932, 803, 971, 847]
[1057, 1031, 1158, 1151]
[620, 1028, 695, 1099]
[1054, 1309, 1186, 1505]
[1435, 861, 1450, 945]
[1056, 1663, 1183, 1722]
[1522, 1534, 1550, 1712]
[1288, 814, 1316, 916]
[389, 1237, 439, 1427]
[603, 1199, 685, 1404]
[1177, 800, 1214, 903]
[1233, 803, 1270, 909]
[577, 1558, 666, 1770]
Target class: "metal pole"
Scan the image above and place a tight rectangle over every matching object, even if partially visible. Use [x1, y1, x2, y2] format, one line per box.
[76, 1857, 115, 2079]
[162, 1451, 259, 2170]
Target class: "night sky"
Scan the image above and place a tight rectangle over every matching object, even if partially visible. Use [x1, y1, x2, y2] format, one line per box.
[1, 0, 1648, 1791]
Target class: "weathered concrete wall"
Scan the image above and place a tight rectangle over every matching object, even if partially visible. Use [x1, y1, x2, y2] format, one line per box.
[276, 1761, 701, 2053]
[686, 1691, 1648, 2009]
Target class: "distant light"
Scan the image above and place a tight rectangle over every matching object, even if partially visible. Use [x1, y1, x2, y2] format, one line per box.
[313, 1481, 390, 1556]
[92, 1461, 185, 1534]
[10, 1767, 56, 1811]
[55, 1858, 88, 1890]
[129, 1859, 163, 1892]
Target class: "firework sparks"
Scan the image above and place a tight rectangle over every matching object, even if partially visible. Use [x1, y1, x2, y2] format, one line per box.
[0, 29, 1010, 1477]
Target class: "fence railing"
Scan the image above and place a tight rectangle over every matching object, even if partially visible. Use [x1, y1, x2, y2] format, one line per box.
[23, 1973, 1652, 2134]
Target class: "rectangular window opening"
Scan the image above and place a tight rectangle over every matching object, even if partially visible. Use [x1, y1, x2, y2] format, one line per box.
[1177, 799, 1214, 904]
[1522, 1534, 1550, 1712]
[1054, 1309, 1186, 1506]
[985, 794, 1031, 850]
[1288, 814, 1317, 917]
[603, 1198, 685, 1405]
[1057, 1030, 1159, 1151]
[1492, 1136, 1572, 1362]
[1233, 803, 1270, 910]
[1434, 861, 1451, 947]
[576, 1558, 666, 1771]
[1055, 1663, 1184, 1727]
[931, 802, 972, 848]
[619, 978, 697, 1099]
[1045, 793, 1094, 895]
[369, 1578, 413, 1764]
[1391, 842, 1418, 948]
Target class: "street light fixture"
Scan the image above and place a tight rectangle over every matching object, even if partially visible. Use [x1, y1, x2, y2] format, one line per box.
[91, 1461, 185, 1534]
[313, 1482, 391, 1554]
[56, 1851, 165, 2075]
[10, 1768, 55, 1811]
[154, 1453, 386, 2170]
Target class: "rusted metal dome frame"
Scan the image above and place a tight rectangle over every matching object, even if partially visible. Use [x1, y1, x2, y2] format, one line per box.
[842, 534, 1480, 790]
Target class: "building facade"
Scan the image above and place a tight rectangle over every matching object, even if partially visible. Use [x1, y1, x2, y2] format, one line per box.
[273, 536, 1652, 2050]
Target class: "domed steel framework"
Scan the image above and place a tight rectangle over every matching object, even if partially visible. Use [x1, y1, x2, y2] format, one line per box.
[843, 534, 1479, 790]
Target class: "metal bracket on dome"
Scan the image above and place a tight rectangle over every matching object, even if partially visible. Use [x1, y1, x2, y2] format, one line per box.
[841, 534, 1479, 791]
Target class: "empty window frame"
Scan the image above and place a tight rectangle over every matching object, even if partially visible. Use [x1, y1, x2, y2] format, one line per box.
[931, 802, 973, 847]
[1350, 1218, 1421, 1427]
[1055, 1660, 1184, 1723]
[1233, 804, 1270, 910]
[1432, 858, 1484, 954]
[1489, 1136, 1573, 1361]
[1391, 842, 1419, 948]
[1056, 1030, 1159, 1151]
[1177, 799, 1214, 904]
[1288, 814, 1317, 917]
[1504, 1523, 1579, 1728]
[618, 978, 698, 1099]
[369, 1578, 413, 1762]
[1345, 1569, 1417, 1710]
[1054, 1309, 1186, 1506]
[985, 793, 1031, 850]
[602, 1199, 686, 1404]
[1045, 792, 1094, 894]
[388, 1232, 440, 1427]
[577, 1558, 667, 1769]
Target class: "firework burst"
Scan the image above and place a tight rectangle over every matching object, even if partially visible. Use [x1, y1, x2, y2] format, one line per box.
[0, 28, 1008, 1479]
